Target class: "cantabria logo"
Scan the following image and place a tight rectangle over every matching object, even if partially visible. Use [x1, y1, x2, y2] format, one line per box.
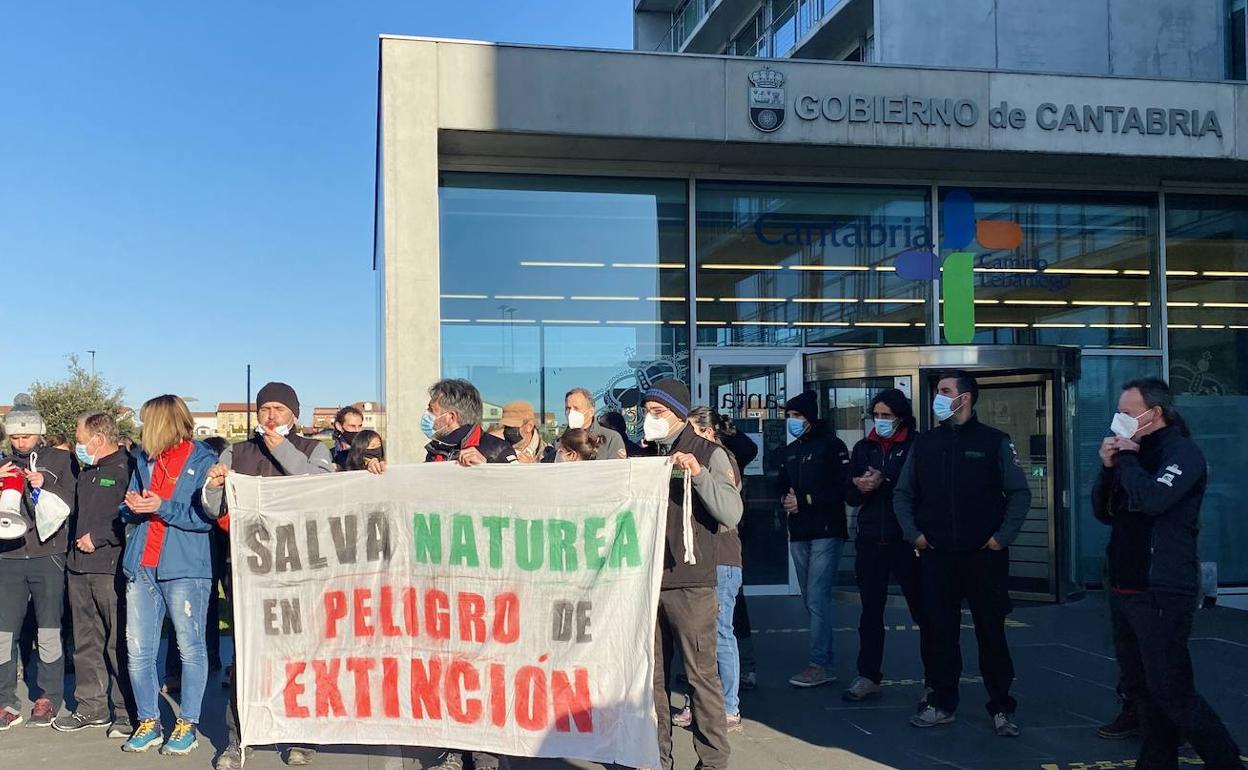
[894, 190, 1023, 344]
[748, 68, 785, 132]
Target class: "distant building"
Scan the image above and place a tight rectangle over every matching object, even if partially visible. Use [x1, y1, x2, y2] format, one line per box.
[216, 402, 251, 439]
[191, 412, 218, 438]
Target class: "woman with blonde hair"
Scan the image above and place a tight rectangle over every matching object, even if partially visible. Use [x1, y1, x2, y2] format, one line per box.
[118, 395, 218, 756]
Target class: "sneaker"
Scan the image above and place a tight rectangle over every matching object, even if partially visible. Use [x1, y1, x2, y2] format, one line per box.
[108, 720, 134, 739]
[52, 711, 110, 732]
[214, 743, 252, 770]
[283, 746, 317, 766]
[916, 686, 935, 714]
[161, 718, 199, 755]
[740, 671, 757, 691]
[0, 707, 23, 731]
[27, 698, 56, 727]
[842, 676, 883, 702]
[726, 713, 743, 733]
[428, 752, 464, 770]
[910, 705, 957, 728]
[788, 664, 834, 689]
[993, 711, 1021, 738]
[122, 719, 164, 752]
[1097, 704, 1140, 739]
[671, 705, 692, 728]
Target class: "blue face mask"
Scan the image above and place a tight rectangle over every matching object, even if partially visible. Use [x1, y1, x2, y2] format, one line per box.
[786, 417, 808, 438]
[74, 442, 96, 466]
[932, 394, 963, 423]
[420, 411, 438, 439]
[873, 418, 897, 438]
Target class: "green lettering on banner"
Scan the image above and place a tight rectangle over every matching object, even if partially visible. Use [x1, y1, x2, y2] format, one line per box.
[582, 518, 608, 571]
[942, 251, 976, 344]
[515, 518, 545, 571]
[547, 520, 578, 572]
[449, 514, 480, 567]
[608, 511, 641, 568]
[481, 516, 510, 569]
[412, 513, 441, 564]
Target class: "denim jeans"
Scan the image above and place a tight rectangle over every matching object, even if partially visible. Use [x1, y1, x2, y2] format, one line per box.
[126, 567, 211, 724]
[715, 565, 743, 716]
[790, 538, 845, 668]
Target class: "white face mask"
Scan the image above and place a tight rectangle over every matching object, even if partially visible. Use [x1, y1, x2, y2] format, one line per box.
[566, 409, 587, 430]
[643, 413, 673, 442]
[1111, 410, 1153, 439]
[255, 422, 292, 437]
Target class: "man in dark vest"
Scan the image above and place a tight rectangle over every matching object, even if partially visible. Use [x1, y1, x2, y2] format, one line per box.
[894, 370, 1030, 737]
[203, 382, 333, 769]
[642, 379, 743, 770]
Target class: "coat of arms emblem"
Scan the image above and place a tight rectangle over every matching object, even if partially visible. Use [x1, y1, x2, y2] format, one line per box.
[748, 68, 785, 133]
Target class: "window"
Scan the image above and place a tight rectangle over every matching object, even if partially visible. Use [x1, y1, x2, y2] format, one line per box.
[438, 174, 689, 438]
[941, 188, 1158, 348]
[1166, 194, 1248, 584]
[1230, 0, 1246, 80]
[695, 182, 931, 347]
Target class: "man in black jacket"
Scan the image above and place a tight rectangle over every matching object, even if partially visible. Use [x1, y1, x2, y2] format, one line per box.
[1093, 378, 1243, 770]
[778, 391, 851, 689]
[894, 371, 1030, 737]
[0, 396, 76, 730]
[52, 412, 135, 737]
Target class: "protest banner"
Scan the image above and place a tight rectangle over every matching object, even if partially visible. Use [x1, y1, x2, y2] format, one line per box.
[225, 458, 670, 769]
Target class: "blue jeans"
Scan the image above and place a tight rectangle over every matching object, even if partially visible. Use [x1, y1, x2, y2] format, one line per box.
[126, 568, 211, 723]
[715, 565, 743, 717]
[790, 538, 845, 668]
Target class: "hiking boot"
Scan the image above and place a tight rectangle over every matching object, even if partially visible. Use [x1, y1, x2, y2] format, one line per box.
[0, 707, 23, 731]
[788, 664, 834, 689]
[27, 698, 56, 727]
[910, 705, 956, 728]
[1097, 704, 1140, 739]
[428, 752, 464, 770]
[740, 671, 757, 691]
[52, 711, 110, 732]
[214, 743, 252, 770]
[726, 713, 743, 733]
[671, 705, 692, 727]
[284, 746, 317, 766]
[993, 712, 1021, 738]
[108, 719, 134, 739]
[842, 676, 883, 702]
[122, 719, 163, 752]
[160, 718, 199, 755]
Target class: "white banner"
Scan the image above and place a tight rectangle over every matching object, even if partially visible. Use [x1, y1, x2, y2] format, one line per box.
[225, 459, 670, 769]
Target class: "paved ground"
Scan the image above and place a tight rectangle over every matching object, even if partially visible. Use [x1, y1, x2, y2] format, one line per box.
[2, 592, 1246, 770]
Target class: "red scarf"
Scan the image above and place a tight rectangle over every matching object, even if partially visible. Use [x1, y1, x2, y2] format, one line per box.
[868, 425, 910, 454]
[140, 440, 193, 568]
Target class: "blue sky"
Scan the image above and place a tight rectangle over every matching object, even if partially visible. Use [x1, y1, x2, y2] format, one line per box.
[0, 1, 630, 416]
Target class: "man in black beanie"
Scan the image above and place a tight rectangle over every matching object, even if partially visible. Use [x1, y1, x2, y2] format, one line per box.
[641, 379, 743, 770]
[779, 390, 851, 689]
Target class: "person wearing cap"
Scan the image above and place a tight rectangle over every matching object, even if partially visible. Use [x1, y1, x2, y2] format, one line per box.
[204, 382, 333, 769]
[778, 390, 851, 690]
[0, 395, 76, 730]
[641, 379, 743, 770]
[564, 387, 628, 460]
[498, 400, 554, 464]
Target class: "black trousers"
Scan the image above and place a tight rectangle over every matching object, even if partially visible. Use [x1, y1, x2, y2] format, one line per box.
[653, 586, 729, 770]
[0, 555, 66, 711]
[67, 571, 134, 720]
[920, 548, 1016, 716]
[1111, 591, 1244, 770]
[855, 540, 931, 684]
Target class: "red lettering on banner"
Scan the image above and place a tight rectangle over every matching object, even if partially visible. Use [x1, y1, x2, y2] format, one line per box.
[353, 590, 374, 637]
[379, 587, 403, 636]
[324, 591, 347, 639]
[346, 657, 376, 717]
[457, 593, 486, 643]
[488, 663, 506, 727]
[515, 666, 547, 731]
[283, 662, 309, 718]
[426, 590, 451, 640]
[446, 660, 482, 724]
[552, 668, 594, 733]
[313, 659, 347, 717]
[410, 658, 442, 719]
[493, 593, 520, 644]
[382, 657, 401, 718]
[402, 587, 419, 635]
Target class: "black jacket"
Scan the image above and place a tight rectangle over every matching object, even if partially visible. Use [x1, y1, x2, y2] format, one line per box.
[68, 448, 132, 575]
[845, 429, 914, 544]
[1093, 425, 1205, 597]
[425, 424, 518, 464]
[894, 415, 1031, 553]
[778, 421, 851, 541]
[0, 445, 76, 559]
[722, 431, 759, 474]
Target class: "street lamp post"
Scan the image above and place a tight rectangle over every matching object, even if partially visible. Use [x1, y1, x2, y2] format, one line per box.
[87, 350, 96, 378]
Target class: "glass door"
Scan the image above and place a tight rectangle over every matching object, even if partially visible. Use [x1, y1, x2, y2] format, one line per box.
[694, 351, 802, 595]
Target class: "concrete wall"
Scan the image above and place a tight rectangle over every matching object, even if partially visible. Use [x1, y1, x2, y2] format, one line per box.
[633, 10, 671, 52]
[876, 0, 1226, 81]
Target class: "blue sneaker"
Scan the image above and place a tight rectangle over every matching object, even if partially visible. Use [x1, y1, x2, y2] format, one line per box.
[121, 719, 163, 753]
[160, 719, 199, 756]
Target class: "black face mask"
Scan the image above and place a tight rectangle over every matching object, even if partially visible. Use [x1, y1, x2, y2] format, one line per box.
[503, 427, 524, 446]
[339, 430, 360, 446]
[361, 448, 385, 461]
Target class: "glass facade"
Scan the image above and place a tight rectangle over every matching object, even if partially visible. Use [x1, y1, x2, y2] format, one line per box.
[438, 174, 689, 438]
[696, 182, 930, 348]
